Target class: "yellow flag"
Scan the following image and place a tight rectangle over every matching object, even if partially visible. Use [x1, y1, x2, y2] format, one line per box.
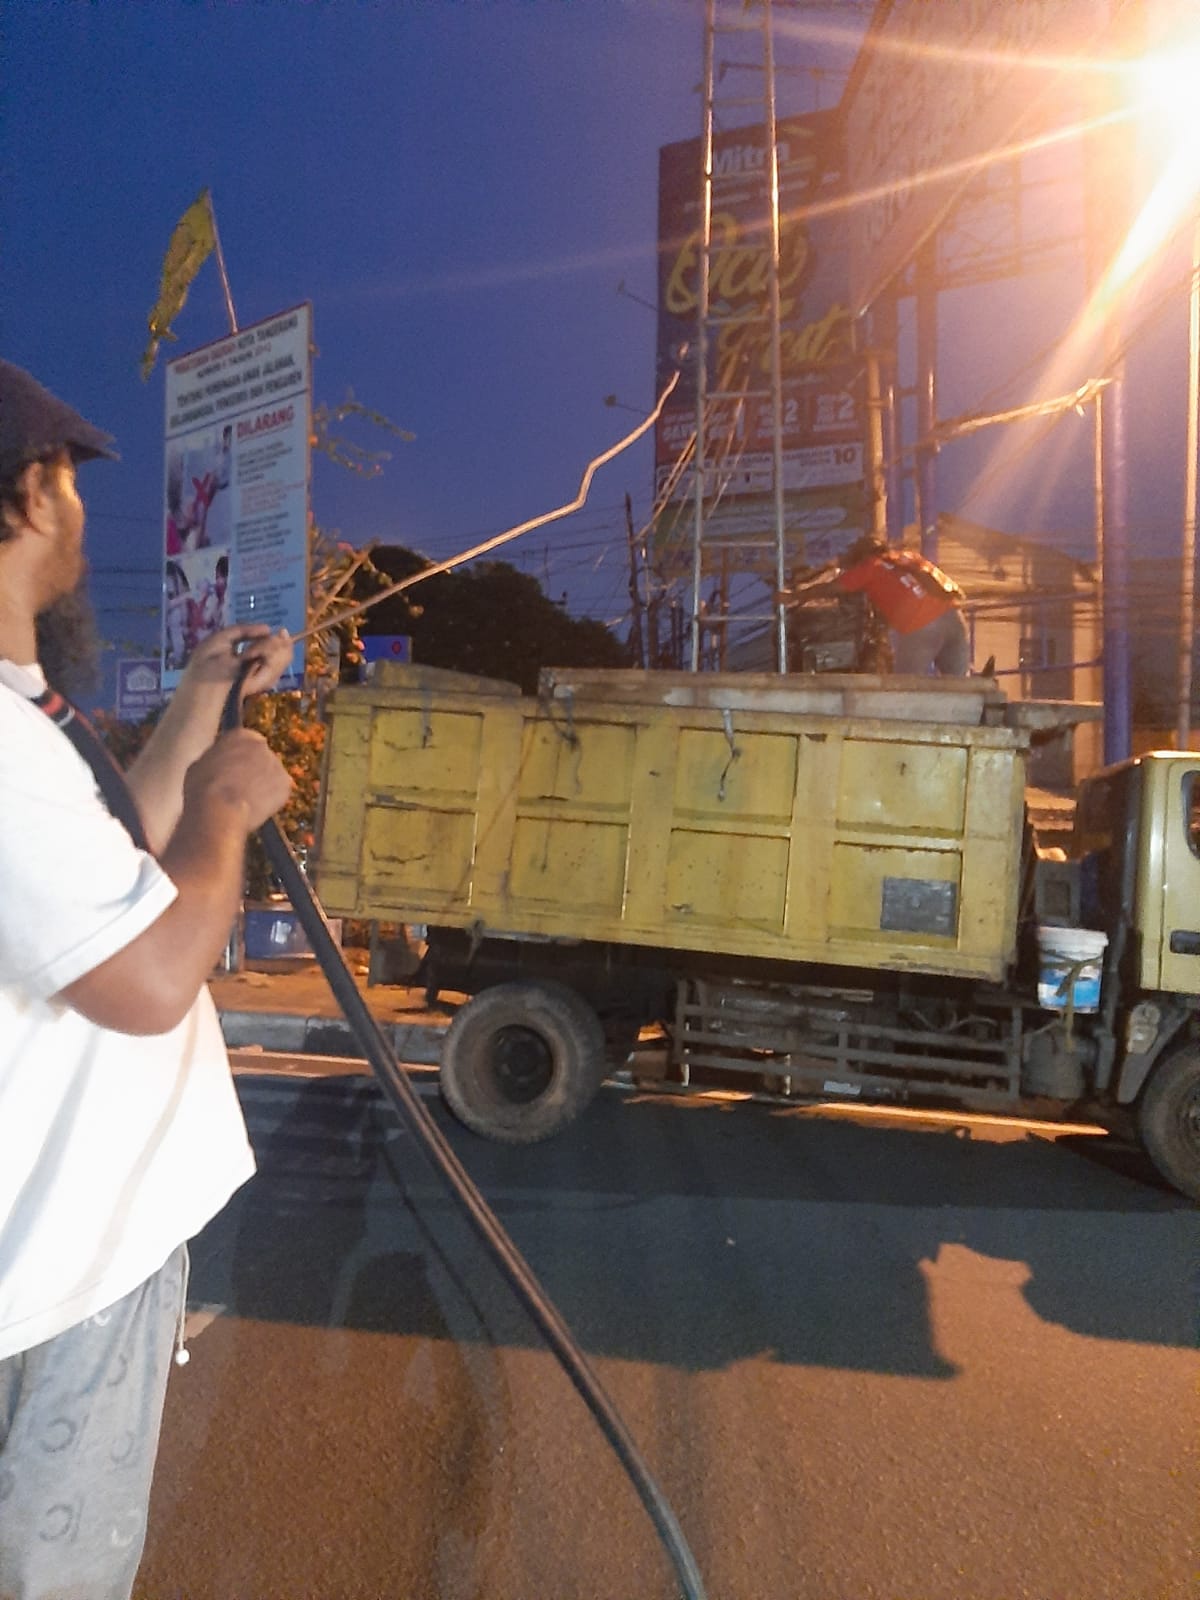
[140, 189, 217, 381]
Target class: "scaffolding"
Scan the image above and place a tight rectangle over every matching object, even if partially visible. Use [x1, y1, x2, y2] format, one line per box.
[688, 0, 790, 672]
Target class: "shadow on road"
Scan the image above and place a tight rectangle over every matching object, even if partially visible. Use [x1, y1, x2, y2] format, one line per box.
[187, 1074, 1198, 1380]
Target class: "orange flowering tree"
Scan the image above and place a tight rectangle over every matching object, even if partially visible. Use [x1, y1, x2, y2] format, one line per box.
[240, 687, 327, 899]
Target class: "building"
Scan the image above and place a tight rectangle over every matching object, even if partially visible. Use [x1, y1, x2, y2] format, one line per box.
[925, 515, 1102, 786]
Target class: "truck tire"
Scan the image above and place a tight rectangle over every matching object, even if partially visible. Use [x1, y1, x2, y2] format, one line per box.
[440, 981, 608, 1143]
[1137, 1044, 1200, 1202]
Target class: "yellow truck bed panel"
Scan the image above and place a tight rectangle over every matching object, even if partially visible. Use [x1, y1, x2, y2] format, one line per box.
[318, 667, 1029, 981]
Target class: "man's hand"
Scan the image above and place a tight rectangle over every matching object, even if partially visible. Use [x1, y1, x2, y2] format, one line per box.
[126, 626, 296, 852]
[182, 624, 295, 701]
[183, 728, 293, 833]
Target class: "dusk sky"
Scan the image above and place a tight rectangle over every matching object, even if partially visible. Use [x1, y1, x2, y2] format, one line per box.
[2, 1, 1194, 693]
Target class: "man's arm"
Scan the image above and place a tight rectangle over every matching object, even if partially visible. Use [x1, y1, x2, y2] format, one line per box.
[58, 729, 293, 1035]
[126, 625, 293, 854]
[776, 565, 841, 604]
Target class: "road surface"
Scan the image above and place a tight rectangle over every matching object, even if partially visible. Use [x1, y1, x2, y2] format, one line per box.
[137, 1066, 1199, 1600]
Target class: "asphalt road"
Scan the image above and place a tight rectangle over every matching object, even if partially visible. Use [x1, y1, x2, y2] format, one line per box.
[136, 1067, 1198, 1600]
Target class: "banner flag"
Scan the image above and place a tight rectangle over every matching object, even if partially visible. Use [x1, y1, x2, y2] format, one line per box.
[140, 189, 217, 380]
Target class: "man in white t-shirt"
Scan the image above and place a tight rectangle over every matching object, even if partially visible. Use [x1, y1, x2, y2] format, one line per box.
[0, 358, 293, 1600]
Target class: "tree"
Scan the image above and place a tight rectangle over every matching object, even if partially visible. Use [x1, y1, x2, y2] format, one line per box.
[358, 546, 629, 694]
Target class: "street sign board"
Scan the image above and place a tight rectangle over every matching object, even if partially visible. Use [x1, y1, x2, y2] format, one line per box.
[362, 634, 413, 666]
[161, 303, 312, 691]
[116, 657, 163, 722]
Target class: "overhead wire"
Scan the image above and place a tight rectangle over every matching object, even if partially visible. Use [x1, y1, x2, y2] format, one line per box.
[296, 370, 681, 645]
[955, 259, 1199, 522]
[221, 670, 707, 1600]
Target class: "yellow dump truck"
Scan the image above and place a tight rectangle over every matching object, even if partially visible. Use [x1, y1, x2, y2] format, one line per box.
[317, 662, 1200, 1201]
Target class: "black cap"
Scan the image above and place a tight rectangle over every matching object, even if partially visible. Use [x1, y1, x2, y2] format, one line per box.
[0, 359, 118, 476]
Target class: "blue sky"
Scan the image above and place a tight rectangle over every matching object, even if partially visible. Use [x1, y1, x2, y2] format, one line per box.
[0, 2, 853, 660]
[1, 1, 1194, 694]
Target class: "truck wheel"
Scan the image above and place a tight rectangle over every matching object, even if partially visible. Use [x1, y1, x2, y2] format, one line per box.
[1137, 1045, 1200, 1202]
[440, 981, 607, 1143]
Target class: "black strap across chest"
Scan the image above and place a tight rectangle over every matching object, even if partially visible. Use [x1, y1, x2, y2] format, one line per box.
[31, 687, 152, 853]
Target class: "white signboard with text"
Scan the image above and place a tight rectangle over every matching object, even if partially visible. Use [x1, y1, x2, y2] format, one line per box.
[161, 303, 311, 689]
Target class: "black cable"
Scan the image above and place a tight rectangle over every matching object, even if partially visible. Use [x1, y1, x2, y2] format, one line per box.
[222, 673, 706, 1600]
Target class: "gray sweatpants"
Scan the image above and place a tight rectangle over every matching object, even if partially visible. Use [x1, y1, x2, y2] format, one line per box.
[890, 606, 971, 676]
[0, 1246, 187, 1600]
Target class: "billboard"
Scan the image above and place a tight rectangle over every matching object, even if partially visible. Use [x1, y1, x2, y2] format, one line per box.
[842, 0, 1112, 316]
[654, 110, 867, 577]
[161, 303, 312, 689]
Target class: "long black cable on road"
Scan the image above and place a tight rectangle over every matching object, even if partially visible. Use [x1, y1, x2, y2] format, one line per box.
[224, 682, 706, 1600]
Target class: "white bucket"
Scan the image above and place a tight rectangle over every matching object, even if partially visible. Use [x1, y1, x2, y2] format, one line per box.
[1036, 925, 1108, 1013]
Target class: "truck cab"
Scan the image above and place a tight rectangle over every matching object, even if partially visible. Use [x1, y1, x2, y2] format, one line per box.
[1065, 754, 1200, 1197]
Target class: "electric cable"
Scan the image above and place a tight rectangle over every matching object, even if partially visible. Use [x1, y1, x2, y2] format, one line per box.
[232, 720, 704, 1593]
[217, 372, 707, 1594]
[223, 683, 705, 1599]
[294, 371, 681, 647]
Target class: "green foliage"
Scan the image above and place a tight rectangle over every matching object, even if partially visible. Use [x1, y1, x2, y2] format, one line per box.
[358, 546, 630, 694]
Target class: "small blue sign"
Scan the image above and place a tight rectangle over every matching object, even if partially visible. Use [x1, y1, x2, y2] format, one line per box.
[361, 635, 413, 665]
[116, 658, 164, 721]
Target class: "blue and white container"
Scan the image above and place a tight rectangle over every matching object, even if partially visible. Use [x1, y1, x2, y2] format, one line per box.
[1036, 925, 1108, 1013]
[243, 903, 341, 960]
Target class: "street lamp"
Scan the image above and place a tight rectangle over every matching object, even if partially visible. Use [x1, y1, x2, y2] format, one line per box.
[1103, 38, 1200, 298]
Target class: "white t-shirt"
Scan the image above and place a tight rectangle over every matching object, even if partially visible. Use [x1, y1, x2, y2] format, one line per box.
[0, 663, 254, 1360]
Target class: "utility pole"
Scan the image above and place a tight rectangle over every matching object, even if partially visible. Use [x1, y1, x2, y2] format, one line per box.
[1177, 215, 1200, 749]
[625, 492, 646, 668]
[1085, 0, 1142, 766]
[915, 233, 939, 561]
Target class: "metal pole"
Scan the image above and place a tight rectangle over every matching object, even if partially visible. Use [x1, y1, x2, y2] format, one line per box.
[1086, 0, 1141, 768]
[761, 0, 789, 673]
[915, 234, 939, 560]
[690, 0, 716, 672]
[206, 185, 241, 966]
[1091, 385, 1104, 721]
[873, 292, 903, 547]
[865, 349, 888, 540]
[206, 192, 239, 335]
[1102, 355, 1133, 765]
[1177, 214, 1200, 750]
[1092, 387, 1104, 577]
[624, 492, 646, 669]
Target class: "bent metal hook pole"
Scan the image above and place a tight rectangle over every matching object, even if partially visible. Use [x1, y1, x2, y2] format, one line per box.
[221, 671, 707, 1600]
[290, 368, 682, 646]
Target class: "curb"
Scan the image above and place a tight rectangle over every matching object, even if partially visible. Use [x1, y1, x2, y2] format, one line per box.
[218, 1008, 448, 1065]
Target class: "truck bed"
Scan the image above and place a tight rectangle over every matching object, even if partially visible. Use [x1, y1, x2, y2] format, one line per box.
[317, 665, 1032, 982]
